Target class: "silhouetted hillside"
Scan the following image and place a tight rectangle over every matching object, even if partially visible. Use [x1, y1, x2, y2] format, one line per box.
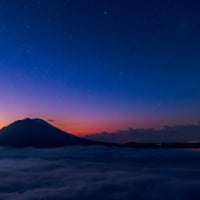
[0, 118, 92, 148]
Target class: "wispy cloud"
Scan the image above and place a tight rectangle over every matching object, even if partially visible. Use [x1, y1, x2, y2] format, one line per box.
[48, 119, 55, 122]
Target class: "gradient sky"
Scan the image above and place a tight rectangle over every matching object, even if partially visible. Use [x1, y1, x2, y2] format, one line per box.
[0, 0, 200, 135]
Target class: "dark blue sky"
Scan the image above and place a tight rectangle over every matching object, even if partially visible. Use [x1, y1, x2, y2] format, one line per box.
[0, 0, 200, 134]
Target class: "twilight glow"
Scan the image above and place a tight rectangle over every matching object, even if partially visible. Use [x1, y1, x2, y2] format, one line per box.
[0, 0, 200, 135]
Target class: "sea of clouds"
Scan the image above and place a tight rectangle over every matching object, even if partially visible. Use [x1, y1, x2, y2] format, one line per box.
[0, 146, 200, 200]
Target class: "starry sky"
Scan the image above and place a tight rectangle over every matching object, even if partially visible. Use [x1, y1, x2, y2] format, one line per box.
[0, 0, 200, 135]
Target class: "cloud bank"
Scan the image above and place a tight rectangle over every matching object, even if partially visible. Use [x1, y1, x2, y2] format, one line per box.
[0, 146, 200, 200]
[84, 125, 200, 143]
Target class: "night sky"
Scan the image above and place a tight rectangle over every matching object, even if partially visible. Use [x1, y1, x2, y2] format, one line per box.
[0, 0, 200, 135]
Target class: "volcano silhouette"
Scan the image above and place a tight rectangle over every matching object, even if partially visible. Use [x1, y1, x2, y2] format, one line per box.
[0, 118, 92, 148]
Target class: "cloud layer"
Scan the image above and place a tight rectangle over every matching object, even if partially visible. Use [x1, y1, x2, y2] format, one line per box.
[0, 146, 200, 200]
[84, 125, 200, 143]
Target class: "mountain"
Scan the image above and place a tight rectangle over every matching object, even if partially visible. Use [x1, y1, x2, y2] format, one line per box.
[0, 118, 93, 148]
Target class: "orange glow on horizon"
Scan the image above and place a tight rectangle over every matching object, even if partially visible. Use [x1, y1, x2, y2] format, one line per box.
[51, 119, 164, 136]
[1, 117, 194, 137]
[51, 121, 122, 136]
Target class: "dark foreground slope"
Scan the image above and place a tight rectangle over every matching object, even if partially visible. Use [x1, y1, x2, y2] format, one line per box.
[0, 118, 93, 148]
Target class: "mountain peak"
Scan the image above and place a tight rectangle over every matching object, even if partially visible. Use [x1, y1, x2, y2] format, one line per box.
[21, 118, 52, 127]
[0, 118, 91, 148]
[17, 118, 47, 123]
